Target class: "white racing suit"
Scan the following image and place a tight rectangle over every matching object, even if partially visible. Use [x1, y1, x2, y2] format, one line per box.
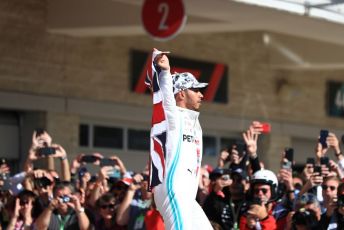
[153, 69, 213, 230]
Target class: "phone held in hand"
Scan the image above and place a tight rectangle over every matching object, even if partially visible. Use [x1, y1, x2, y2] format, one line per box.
[314, 165, 322, 175]
[320, 156, 330, 169]
[306, 158, 315, 166]
[81, 155, 99, 163]
[319, 129, 329, 148]
[285, 148, 294, 162]
[100, 158, 117, 167]
[282, 148, 293, 169]
[37, 147, 56, 156]
[261, 123, 271, 134]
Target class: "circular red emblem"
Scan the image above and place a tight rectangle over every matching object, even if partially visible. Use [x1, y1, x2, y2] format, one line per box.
[142, 0, 187, 41]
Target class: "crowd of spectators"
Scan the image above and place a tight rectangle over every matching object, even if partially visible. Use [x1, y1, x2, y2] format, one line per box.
[1, 121, 344, 230]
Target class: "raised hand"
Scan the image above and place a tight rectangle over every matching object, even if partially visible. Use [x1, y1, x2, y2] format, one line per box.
[153, 48, 170, 71]
[279, 168, 294, 190]
[247, 203, 268, 220]
[315, 141, 327, 160]
[242, 123, 260, 157]
[13, 198, 20, 218]
[327, 133, 341, 155]
[51, 144, 67, 159]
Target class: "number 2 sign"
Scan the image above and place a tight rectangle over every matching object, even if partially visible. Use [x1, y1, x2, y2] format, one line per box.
[141, 0, 187, 41]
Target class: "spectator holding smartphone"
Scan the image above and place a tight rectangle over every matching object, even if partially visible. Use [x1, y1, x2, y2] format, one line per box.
[24, 130, 71, 182]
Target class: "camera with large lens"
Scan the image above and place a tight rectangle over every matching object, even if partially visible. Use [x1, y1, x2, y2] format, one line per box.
[34, 177, 52, 188]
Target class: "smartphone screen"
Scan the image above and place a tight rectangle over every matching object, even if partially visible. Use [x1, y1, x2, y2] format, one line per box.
[319, 130, 329, 148]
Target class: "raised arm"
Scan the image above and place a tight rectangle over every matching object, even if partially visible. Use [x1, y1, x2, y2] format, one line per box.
[153, 48, 176, 109]
[51, 144, 71, 181]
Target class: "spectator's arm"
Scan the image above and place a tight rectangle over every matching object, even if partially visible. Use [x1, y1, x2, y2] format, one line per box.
[217, 150, 229, 168]
[76, 210, 90, 230]
[243, 121, 263, 173]
[6, 199, 20, 230]
[88, 182, 102, 208]
[110, 156, 127, 175]
[52, 144, 71, 181]
[24, 149, 36, 173]
[116, 187, 136, 226]
[34, 200, 58, 230]
[279, 169, 295, 201]
[298, 172, 322, 197]
[249, 155, 261, 173]
[327, 132, 343, 158]
[116, 174, 142, 226]
[88, 167, 110, 207]
[70, 195, 90, 230]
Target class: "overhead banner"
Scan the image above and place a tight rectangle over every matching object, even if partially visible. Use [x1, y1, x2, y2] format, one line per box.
[327, 81, 344, 117]
[130, 49, 229, 104]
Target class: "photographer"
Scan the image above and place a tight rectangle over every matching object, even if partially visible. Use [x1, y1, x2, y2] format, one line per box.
[35, 181, 90, 230]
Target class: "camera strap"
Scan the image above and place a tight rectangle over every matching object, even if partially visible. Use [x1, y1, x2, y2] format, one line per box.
[57, 213, 71, 230]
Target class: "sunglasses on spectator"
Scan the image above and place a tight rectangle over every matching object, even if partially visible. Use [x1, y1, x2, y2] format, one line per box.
[20, 200, 29, 206]
[322, 185, 337, 191]
[254, 188, 269, 195]
[100, 204, 115, 210]
[221, 175, 230, 181]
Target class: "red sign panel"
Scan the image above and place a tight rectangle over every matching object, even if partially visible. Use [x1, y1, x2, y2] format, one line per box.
[141, 0, 187, 41]
[130, 50, 229, 104]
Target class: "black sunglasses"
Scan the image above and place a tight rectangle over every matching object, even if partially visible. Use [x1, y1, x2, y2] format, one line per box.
[254, 188, 269, 195]
[100, 204, 115, 210]
[20, 200, 29, 206]
[322, 185, 337, 191]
